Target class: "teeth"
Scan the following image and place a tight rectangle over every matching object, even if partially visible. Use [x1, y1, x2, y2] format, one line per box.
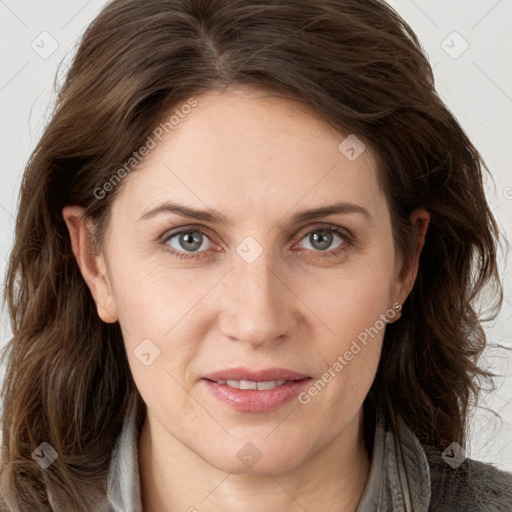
[239, 380, 257, 390]
[218, 379, 287, 390]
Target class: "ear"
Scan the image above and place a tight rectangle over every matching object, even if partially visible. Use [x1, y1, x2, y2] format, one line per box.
[62, 206, 118, 323]
[392, 207, 430, 309]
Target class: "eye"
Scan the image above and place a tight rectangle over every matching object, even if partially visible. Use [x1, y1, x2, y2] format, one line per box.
[296, 226, 350, 255]
[164, 229, 213, 259]
[162, 224, 352, 261]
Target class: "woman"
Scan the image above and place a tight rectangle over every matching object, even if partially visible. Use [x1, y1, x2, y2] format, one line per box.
[1, 0, 511, 510]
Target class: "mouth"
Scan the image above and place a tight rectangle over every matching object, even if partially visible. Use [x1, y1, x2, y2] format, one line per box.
[214, 379, 288, 390]
[201, 367, 312, 412]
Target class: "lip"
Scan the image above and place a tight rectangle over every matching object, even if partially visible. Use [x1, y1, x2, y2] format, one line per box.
[201, 366, 312, 412]
[202, 367, 309, 382]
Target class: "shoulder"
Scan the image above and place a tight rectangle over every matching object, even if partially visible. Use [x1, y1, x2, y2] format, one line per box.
[424, 448, 512, 511]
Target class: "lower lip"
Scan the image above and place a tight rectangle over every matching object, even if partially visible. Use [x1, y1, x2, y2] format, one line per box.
[202, 378, 311, 412]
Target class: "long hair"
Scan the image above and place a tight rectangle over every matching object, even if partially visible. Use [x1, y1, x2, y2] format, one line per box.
[0, 0, 503, 509]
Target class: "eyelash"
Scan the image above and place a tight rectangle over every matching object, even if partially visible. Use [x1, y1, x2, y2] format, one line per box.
[162, 224, 354, 261]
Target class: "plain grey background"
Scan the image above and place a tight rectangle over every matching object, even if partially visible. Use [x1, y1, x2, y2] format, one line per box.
[1, 0, 511, 472]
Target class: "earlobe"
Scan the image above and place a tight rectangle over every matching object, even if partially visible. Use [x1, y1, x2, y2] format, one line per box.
[62, 206, 119, 323]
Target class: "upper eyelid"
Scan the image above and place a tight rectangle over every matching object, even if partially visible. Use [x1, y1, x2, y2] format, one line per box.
[162, 224, 217, 244]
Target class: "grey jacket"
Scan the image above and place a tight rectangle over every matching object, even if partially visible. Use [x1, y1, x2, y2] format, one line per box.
[101, 403, 512, 511]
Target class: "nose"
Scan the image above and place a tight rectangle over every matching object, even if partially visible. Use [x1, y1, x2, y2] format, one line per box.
[218, 251, 296, 349]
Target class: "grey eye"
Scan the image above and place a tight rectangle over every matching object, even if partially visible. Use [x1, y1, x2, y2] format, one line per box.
[299, 229, 343, 251]
[167, 230, 211, 253]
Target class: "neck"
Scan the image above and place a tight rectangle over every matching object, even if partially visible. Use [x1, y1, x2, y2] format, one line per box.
[138, 408, 371, 512]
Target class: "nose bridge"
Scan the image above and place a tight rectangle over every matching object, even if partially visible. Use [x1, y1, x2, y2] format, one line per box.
[219, 242, 292, 346]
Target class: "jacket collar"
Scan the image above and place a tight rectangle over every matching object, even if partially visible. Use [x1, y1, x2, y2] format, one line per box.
[356, 412, 431, 511]
[105, 403, 431, 511]
[105, 400, 143, 512]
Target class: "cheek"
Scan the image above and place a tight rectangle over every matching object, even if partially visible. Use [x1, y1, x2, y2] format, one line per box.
[296, 249, 394, 342]
[107, 248, 214, 339]
[110, 260, 211, 428]
[297, 308, 384, 436]
[106, 256, 217, 394]
[293, 252, 393, 414]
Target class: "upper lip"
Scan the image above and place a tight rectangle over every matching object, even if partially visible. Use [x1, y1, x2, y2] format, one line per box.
[202, 367, 310, 382]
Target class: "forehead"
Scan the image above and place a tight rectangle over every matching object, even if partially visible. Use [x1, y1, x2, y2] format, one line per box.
[111, 89, 386, 226]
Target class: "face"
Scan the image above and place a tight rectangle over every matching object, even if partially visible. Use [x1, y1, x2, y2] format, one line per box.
[72, 88, 420, 475]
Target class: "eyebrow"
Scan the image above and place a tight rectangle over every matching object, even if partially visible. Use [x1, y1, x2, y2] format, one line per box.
[138, 200, 373, 225]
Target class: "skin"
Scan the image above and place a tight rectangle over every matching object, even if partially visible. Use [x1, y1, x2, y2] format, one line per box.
[63, 87, 429, 512]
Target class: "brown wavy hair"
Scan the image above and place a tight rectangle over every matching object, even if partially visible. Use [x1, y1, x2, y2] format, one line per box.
[0, 0, 504, 509]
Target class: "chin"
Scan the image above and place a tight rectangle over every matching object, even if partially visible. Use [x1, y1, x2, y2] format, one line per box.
[195, 437, 312, 476]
